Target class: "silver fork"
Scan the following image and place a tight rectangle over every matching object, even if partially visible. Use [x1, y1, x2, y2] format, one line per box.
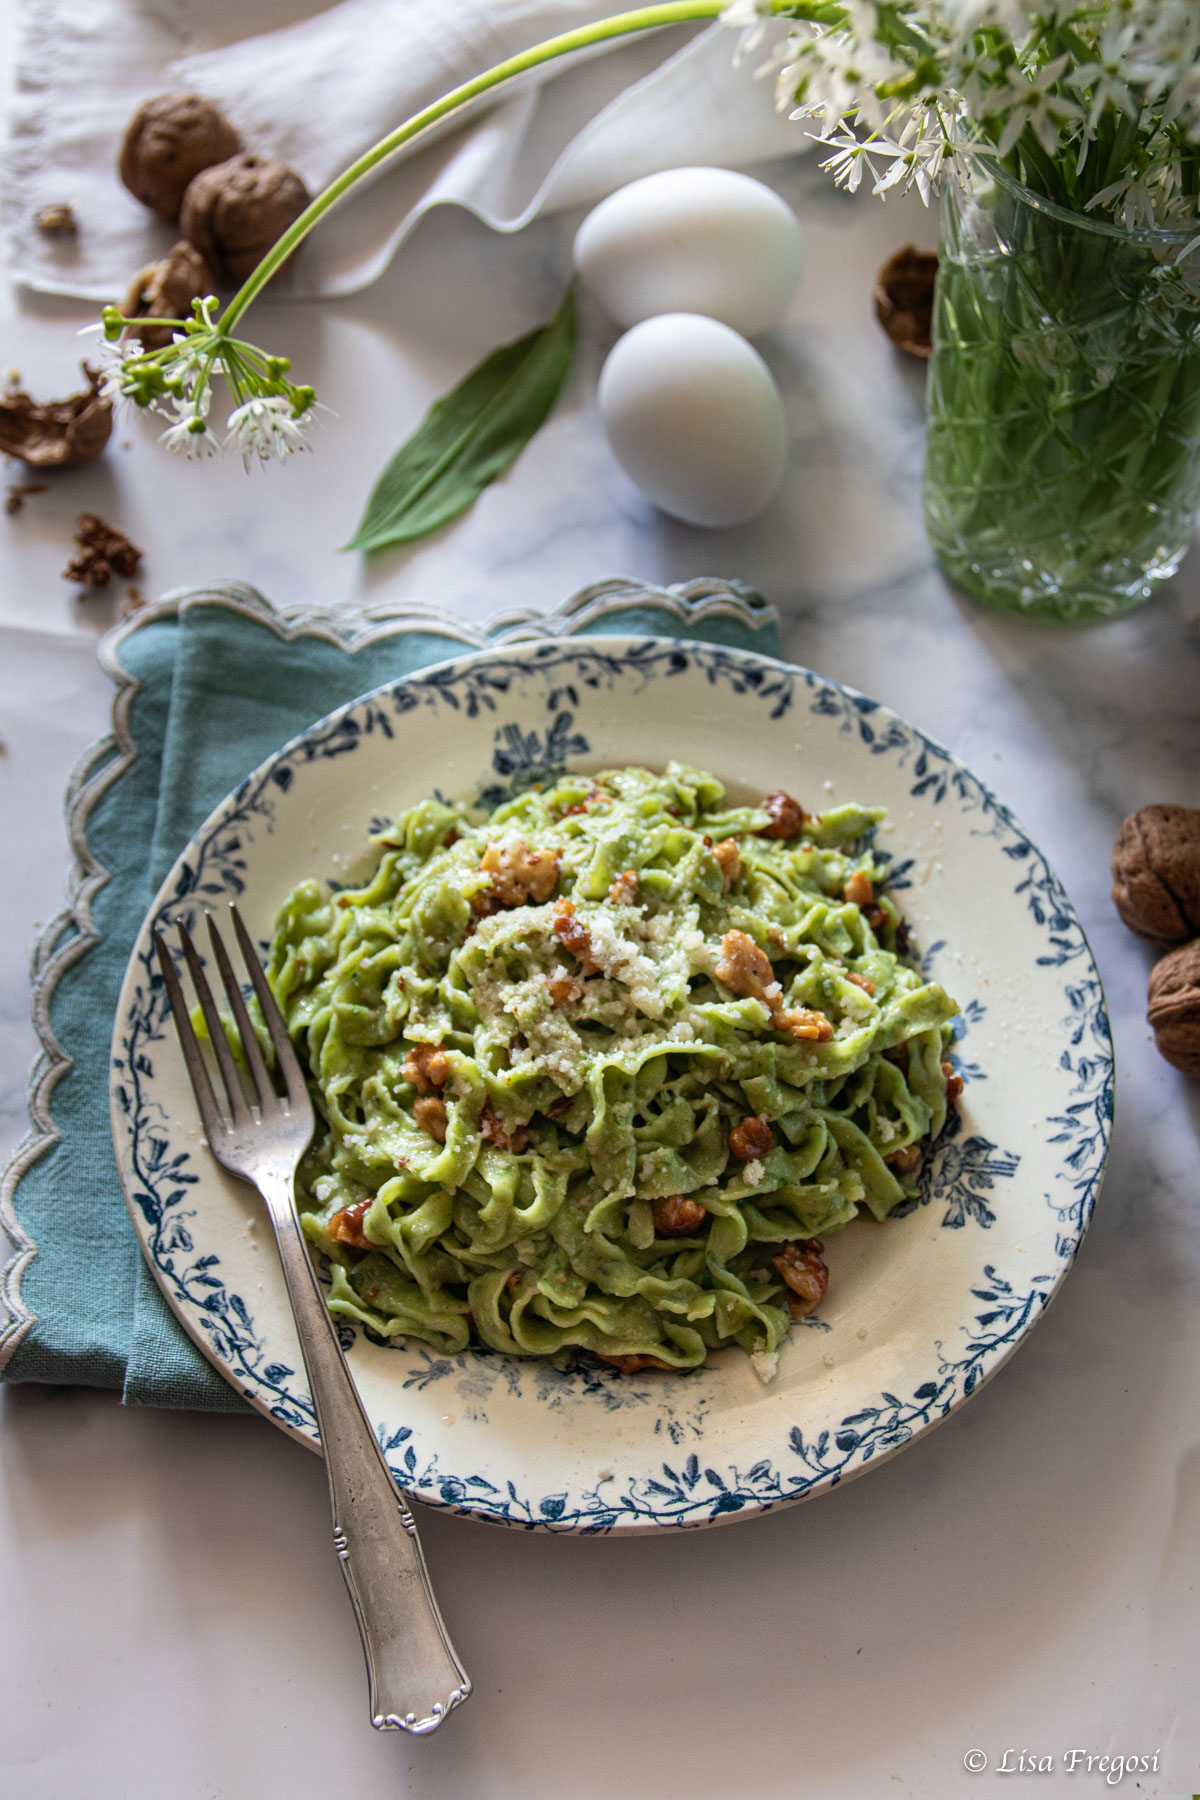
[154, 903, 471, 1735]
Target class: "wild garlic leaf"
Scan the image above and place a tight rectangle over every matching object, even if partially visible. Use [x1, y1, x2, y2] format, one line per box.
[344, 284, 576, 554]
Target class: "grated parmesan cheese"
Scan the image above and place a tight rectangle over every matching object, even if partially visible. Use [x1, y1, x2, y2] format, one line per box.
[579, 909, 665, 1018]
[839, 981, 874, 1020]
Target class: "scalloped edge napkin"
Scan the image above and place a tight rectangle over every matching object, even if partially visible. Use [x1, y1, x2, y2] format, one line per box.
[0, 577, 779, 1411]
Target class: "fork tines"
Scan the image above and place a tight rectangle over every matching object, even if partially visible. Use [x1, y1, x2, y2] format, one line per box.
[153, 903, 309, 1140]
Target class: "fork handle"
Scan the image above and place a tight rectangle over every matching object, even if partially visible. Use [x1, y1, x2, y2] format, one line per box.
[261, 1172, 471, 1734]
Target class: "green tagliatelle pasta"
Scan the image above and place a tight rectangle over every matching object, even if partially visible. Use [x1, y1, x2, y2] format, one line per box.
[267, 763, 960, 1375]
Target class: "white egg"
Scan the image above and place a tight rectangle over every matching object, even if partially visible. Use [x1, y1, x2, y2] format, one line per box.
[574, 166, 804, 337]
[598, 313, 787, 529]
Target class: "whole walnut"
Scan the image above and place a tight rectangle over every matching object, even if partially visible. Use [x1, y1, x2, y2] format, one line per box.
[180, 154, 311, 286]
[119, 94, 241, 224]
[124, 242, 214, 351]
[1147, 939, 1200, 1078]
[1111, 804, 1200, 945]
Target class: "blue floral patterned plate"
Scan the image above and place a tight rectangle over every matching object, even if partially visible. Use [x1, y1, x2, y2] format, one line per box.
[110, 637, 1112, 1533]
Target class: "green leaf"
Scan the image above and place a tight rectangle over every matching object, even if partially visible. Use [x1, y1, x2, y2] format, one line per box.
[344, 284, 576, 554]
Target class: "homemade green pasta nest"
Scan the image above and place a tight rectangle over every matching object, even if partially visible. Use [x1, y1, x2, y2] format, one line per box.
[268, 763, 961, 1376]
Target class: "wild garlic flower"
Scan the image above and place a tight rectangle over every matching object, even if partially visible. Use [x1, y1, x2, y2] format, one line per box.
[745, 0, 1200, 231]
[159, 413, 223, 459]
[1068, 19, 1140, 136]
[776, 18, 905, 136]
[85, 331, 145, 406]
[226, 395, 314, 464]
[816, 126, 892, 193]
[983, 57, 1084, 158]
[722, 0, 776, 65]
[92, 292, 316, 464]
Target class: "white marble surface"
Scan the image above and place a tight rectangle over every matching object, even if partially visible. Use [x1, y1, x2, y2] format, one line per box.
[3, 3, 1200, 1795]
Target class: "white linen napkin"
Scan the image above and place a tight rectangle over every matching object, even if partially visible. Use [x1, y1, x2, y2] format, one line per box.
[5, 0, 801, 301]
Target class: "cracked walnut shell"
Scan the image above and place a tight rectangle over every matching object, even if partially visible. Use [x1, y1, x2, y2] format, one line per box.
[0, 364, 112, 468]
[1147, 940, 1200, 1078]
[180, 154, 311, 285]
[874, 246, 938, 360]
[119, 94, 241, 223]
[1111, 804, 1200, 945]
[124, 242, 214, 351]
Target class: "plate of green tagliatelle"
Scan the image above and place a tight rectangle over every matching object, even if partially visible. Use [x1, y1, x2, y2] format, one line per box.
[112, 635, 1112, 1532]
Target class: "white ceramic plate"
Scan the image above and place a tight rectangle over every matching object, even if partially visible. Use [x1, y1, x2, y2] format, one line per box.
[110, 637, 1112, 1532]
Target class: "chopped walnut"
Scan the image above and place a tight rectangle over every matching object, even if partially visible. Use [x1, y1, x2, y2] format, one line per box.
[602, 1352, 664, 1374]
[652, 1196, 707, 1237]
[715, 929, 833, 1042]
[774, 1008, 835, 1043]
[34, 203, 77, 237]
[941, 1060, 965, 1103]
[760, 791, 808, 839]
[505, 1270, 524, 1295]
[552, 899, 599, 974]
[712, 838, 741, 888]
[64, 513, 142, 589]
[885, 1144, 922, 1178]
[479, 836, 560, 907]
[402, 1042, 448, 1093]
[773, 1239, 828, 1318]
[843, 871, 875, 908]
[562, 787, 609, 817]
[608, 869, 639, 906]
[601, 1353, 673, 1374]
[548, 974, 584, 1008]
[480, 1101, 529, 1155]
[4, 481, 47, 515]
[714, 929, 778, 1006]
[728, 1116, 773, 1162]
[413, 1094, 448, 1143]
[846, 971, 876, 996]
[329, 1200, 373, 1250]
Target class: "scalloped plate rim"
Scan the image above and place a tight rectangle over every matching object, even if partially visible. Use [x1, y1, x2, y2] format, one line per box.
[109, 634, 1113, 1533]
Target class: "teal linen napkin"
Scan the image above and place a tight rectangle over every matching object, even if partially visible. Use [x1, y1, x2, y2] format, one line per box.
[0, 578, 779, 1411]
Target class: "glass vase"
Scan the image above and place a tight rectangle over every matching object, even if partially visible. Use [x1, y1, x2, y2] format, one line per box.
[922, 158, 1200, 622]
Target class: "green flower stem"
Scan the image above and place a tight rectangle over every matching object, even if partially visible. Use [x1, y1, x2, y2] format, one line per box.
[218, 0, 839, 333]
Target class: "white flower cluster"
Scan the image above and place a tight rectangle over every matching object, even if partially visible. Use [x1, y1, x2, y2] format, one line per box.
[87, 295, 319, 464]
[723, 0, 1200, 229]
